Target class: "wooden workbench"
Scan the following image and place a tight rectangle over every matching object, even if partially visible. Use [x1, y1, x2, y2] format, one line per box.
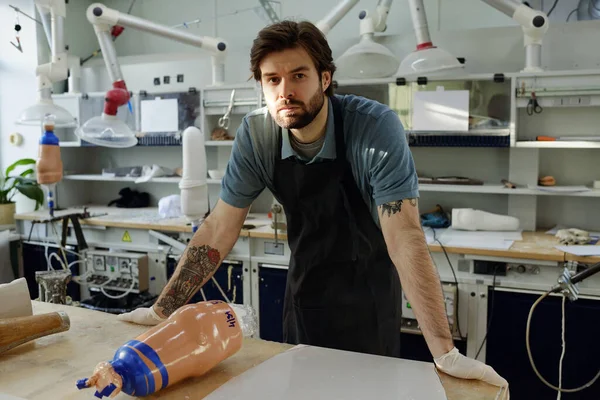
[14, 205, 600, 264]
[14, 206, 254, 237]
[0, 302, 505, 400]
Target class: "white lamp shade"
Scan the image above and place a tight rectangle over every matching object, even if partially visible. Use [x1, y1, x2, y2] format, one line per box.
[75, 114, 138, 148]
[16, 100, 76, 127]
[396, 46, 464, 77]
[336, 36, 400, 79]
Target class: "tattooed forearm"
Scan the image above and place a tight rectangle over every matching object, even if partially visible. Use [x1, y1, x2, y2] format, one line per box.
[379, 198, 417, 218]
[155, 245, 221, 316]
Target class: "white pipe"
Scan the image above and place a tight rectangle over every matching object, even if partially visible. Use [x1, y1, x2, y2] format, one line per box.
[51, 14, 65, 61]
[87, 3, 227, 84]
[93, 5, 226, 54]
[407, 0, 432, 46]
[36, 3, 52, 48]
[524, 44, 543, 73]
[316, 0, 359, 35]
[372, 0, 393, 32]
[95, 29, 124, 83]
[480, 0, 521, 17]
[213, 0, 218, 37]
[67, 55, 81, 93]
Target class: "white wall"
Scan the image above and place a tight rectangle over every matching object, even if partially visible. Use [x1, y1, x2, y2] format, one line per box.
[1, 0, 41, 212]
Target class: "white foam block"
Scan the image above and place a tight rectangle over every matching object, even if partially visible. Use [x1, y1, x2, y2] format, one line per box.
[205, 345, 448, 400]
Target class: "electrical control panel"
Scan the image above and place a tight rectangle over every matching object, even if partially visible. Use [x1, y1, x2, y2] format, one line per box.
[401, 283, 458, 337]
[84, 250, 149, 293]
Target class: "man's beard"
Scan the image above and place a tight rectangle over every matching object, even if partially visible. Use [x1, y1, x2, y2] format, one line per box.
[273, 88, 325, 130]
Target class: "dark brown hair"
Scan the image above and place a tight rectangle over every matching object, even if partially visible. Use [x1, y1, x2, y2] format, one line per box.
[250, 20, 336, 97]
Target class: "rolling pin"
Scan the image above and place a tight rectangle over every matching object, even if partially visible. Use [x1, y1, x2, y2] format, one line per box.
[0, 311, 70, 354]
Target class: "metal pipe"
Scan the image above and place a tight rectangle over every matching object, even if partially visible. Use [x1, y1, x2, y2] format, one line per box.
[51, 14, 65, 60]
[35, 3, 52, 48]
[407, 0, 432, 46]
[480, 0, 521, 17]
[524, 44, 542, 71]
[116, 12, 218, 51]
[316, 0, 359, 35]
[96, 30, 124, 83]
[377, 0, 394, 8]
[212, 58, 225, 86]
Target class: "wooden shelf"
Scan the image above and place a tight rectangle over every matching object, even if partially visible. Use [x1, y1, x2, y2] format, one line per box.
[205, 141, 234, 146]
[63, 174, 180, 183]
[418, 184, 525, 194]
[418, 183, 600, 197]
[62, 175, 226, 186]
[515, 141, 600, 149]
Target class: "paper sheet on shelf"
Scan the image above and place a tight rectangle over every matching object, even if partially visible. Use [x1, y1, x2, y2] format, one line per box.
[528, 185, 591, 193]
[440, 228, 523, 241]
[412, 89, 470, 132]
[555, 245, 600, 256]
[440, 238, 514, 251]
[140, 97, 178, 133]
[423, 227, 447, 244]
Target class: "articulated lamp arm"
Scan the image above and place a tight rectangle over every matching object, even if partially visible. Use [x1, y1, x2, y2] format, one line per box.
[481, 0, 549, 72]
[316, 0, 360, 35]
[16, 0, 76, 127]
[86, 3, 228, 116]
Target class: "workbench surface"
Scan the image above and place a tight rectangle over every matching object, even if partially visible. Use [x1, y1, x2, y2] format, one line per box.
[0, 302, 505, 400]
[14, 205, 600, 263]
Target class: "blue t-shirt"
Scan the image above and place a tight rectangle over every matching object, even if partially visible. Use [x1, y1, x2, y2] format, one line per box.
[219, 94, 419, 226]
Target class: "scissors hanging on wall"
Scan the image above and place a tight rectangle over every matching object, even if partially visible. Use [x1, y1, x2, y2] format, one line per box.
[10, 10, 23, 52]
[527, 91, 543, 115]
[218, 89, 236, 130]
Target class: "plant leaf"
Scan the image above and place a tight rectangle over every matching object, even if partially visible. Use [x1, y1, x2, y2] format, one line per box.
[5, 158, 35, 178]
[11, 176, 37, 185]
[16, 183, 45, 210]
[19, 168, 34, 178]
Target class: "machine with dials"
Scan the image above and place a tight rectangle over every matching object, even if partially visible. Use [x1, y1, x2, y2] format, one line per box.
[81, 250, 149, 300]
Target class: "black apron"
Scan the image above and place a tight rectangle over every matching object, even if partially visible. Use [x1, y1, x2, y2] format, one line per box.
[271, 96, 402, 358]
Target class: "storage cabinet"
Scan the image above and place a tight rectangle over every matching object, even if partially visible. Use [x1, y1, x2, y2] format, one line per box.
[257, 263, 288, 342]
[485, 288, 600, 400]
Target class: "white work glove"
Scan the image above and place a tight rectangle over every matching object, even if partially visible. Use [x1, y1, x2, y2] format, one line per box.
[116, 306, 166, 326]
[555, 228, 590, 245]
[434, 347, 509, 398]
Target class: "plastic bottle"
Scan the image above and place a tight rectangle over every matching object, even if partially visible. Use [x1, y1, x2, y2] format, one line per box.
[36, 114, 63, 185]
[76, 300, 257, 398]
[36, 114, 63, 216]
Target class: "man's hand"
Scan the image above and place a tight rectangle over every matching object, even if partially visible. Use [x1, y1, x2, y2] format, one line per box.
[435, 347, 509, 394]
[116, 306, 165, 326]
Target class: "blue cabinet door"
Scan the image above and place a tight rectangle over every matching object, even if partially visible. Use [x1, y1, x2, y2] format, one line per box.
[197, 261, 244, 304]
[485, 288, 600, 400]
[258, 265, 288, 343]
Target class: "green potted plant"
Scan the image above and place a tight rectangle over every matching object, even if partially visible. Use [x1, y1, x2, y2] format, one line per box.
[0, 158, 45, 225]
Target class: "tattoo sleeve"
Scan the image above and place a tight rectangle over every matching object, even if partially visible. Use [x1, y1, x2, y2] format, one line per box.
[155, 245, 221, 317]
[379, 198, 417, 218]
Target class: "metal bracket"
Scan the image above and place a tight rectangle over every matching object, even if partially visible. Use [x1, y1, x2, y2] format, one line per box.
[258, 0, 280, 23]
[556, 266, 579, 301]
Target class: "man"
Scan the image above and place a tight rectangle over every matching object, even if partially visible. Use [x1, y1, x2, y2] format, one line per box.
[119, 20, 508, 392]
